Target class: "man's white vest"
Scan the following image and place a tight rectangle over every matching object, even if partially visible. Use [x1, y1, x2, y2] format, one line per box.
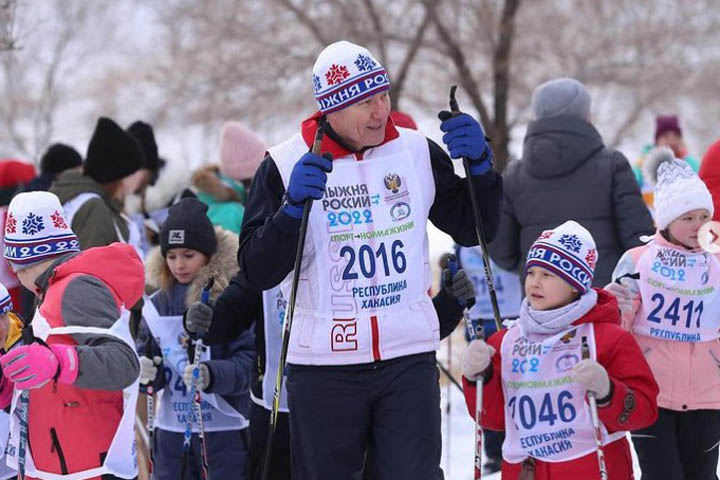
[268, 127, 439, 365]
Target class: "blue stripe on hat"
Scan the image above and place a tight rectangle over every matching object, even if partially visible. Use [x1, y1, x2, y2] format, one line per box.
[315, 69, 390, 114]
[526, 243, 593, 293]
[3, 233, 80, 264]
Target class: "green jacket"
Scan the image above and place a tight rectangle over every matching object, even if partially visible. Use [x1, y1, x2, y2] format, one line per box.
[50, 170, 130, 250]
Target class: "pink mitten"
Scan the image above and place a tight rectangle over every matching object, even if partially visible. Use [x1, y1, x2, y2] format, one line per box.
[1, 343, 78, 390]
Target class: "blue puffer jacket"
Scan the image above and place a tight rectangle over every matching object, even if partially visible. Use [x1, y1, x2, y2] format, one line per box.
[137, 226, 255, 417]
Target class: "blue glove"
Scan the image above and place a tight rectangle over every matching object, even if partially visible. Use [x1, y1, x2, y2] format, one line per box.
[283, 152, 333, 219]
[438, 111, 493, 175]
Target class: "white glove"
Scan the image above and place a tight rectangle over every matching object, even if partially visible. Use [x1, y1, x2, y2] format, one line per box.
[183, 362, 211, 392]
[572, 359, 610, 398]
[139, 356, 162, 385]
[462, 340, 495, 381]
[604, 281, 636, 314]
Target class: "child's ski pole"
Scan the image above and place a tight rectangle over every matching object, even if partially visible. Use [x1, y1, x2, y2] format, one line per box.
[448, 255, 483, 479]
[145, 337, 156, 479]
[581, 336, 608, 480]
[181, 278, 214, 480]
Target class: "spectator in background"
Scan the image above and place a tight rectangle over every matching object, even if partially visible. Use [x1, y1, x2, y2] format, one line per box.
[633, 115, 700, 217]
[489, 77, 654, 288]
[50, 116, 145, 251]
[191, 122, 268, 234]
[125, 120, 171, 256]
[699, 139, 720, 222]
[192, 165, 246, 234]
[25, 143, 82, 192]
[219, 121, 267, 190]
[0, 159, 34, 206]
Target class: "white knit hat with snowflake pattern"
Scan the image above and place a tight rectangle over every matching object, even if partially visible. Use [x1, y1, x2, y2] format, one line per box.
[3, 191, 79, 268]
[525, 220, 597, 294]
[312, 41, 390, 114]
[643, 146, 714, 230]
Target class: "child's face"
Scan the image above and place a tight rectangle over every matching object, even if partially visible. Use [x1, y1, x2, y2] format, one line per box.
[524, 266, 578, 310]
[166, 248, 209, 284]
[666, 208, 711, 249]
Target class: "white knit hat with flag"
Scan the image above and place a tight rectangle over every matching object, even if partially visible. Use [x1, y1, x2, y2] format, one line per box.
[643, 146, 714, 230]
[525, 221, 598, 294]
[3, 191, 80, 268]
[312, 41, 390, 114]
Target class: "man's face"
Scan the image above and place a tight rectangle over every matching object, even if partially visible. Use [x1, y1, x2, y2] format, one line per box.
[327, 91, 391, 151]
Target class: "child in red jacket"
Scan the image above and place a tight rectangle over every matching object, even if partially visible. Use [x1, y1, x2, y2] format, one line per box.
[461, 221, 659, 479]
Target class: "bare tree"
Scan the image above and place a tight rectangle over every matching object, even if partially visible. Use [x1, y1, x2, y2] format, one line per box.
[0, 0, 118, 162]
[0, 0, 17, 51]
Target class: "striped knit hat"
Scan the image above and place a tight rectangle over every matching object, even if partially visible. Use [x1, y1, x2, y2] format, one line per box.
[3, 191, 79, 268]
[525, 221, 597, 294]
[312, 41, 390, 114]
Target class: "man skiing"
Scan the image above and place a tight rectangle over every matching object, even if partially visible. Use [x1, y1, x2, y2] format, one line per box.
[232, 40, 502, 478]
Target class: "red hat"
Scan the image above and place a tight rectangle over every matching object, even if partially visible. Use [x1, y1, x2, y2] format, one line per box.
[0, 159, 35, 189]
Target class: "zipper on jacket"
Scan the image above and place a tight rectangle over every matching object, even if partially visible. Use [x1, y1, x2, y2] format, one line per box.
[49, 427, 69, 475]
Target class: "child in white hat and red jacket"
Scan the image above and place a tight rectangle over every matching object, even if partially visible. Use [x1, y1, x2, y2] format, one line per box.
[461, 220, 659, 479]
[606, 146, 720, 480]
[0, 191, 143, 480]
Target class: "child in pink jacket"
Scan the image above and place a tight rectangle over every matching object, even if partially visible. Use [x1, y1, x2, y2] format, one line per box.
[606, 147, 720, 480]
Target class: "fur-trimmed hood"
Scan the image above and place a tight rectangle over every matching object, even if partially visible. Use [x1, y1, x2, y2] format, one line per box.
[125, 156, 192, 215]
[192, 165, 245, 203]
[145, 226, 239, 305]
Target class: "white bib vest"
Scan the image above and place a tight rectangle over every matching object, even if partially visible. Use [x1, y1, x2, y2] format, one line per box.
[251, 287, 289, 412]
[269, 128, 438, 365]
[142, 300, 248, 432]
[457, 246, 521, 320]
[6, 309, 139, 480]
[500, 323, 624, 464]
[0, 410, 16, 479]
[633, 243, 720, 343]
[62, 193, 143, 259]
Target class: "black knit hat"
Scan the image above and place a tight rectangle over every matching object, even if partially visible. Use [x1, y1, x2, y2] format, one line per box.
[160, 197, 217, 257]
[40, 143, 82, 176]
[126, 120, 161, 173]
[84, 117, 145, 184]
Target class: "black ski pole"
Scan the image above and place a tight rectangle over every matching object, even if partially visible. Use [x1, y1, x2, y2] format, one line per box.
[145, 336, 156, 480]
[261, 118, 327, 480]
[436, 360, 464, 393]
[448, 85, 503, 333]
[17, 323, 34, 480]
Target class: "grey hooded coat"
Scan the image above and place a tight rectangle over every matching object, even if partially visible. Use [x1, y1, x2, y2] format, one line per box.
[489, 115, 654, 287]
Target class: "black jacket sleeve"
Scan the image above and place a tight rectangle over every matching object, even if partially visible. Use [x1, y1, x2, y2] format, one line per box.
[610, 150, 655, 249]
[427, 139, 503, 246]
[236, 156, 301, 290]
[204, 275, 262, 345]
[488, 182, 523, 271]
[434, 289, 464, 340]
